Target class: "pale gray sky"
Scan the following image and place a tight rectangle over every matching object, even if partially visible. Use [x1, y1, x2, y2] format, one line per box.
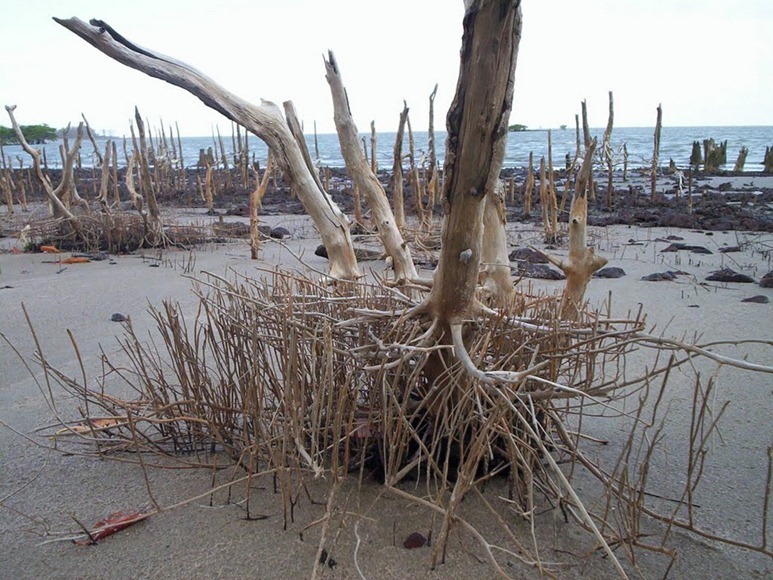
[1, 0, 771, 136]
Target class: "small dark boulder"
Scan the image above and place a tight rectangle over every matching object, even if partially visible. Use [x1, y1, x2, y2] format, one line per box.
[705, 268, 755, 283]
[742, 295, 769, 304]
[642, 271, 679, 282]
[403, 532, 428, 550]
[111, 313, 128, 322]
[515, 263, 565, 280]
[594, 266, 626, 279]
[759, 272, 773, 288]
[508, 247, 548, 264]
[315, 244, 329, 259]
[270, 226, 291, 239]
[659, 210, 697, 229]
[660, 243, 712, 254]
[718, 245, 742, 253]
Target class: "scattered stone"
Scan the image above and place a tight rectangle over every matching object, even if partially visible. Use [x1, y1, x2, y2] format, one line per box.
[742, 295, 769, 304]
[594, 266, 626, 279]
[718, 245, 742, 253]
[314, 244, 329, 259]
[665, 235, 685, 241]
[403, 532, 428, 550]
[759, 272, 773, 288]
[660, 243, 712, 254]
[642, 271, 679, 282]
[659, 211, 697, 229]
[509, 247, 548, 264]
[705, 268, 755, 283]
[111, 313, 128, 322]
[515, 263, 565, 280]
[354, 247, 383, 261]
[225, 204, 249, 217]
[269, 226, 291, 239]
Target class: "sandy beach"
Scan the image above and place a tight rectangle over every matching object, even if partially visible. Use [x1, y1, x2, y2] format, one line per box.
[1, 204, 772, 579]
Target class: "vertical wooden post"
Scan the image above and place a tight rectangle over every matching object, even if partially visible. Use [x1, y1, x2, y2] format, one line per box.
[650, 104, 662, 201]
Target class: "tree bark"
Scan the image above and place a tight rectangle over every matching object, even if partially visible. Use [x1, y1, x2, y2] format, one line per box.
[55, 17, 360, 280]
[5, 105, 82, 224]
[425, 0, 521, 324]
[392, 103, 410, 232]
[651, 104, 662, 200]
[537, 140, 607, 320]
[323, 51, 417, 281]
[480, 183, 513, 305]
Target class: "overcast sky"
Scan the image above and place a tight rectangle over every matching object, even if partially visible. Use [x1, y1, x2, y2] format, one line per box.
[1, 0, 771, 137]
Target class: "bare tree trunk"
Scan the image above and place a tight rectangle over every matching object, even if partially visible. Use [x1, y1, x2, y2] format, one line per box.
[55, 17, 360, 280]
[523, 150, 533, 218]
[602, 91, 614, 209]
[369, 120, 377, 175]
[580, 100, 595, 201]
[392, 103, 409, 232]
[651, 104, 662, 201]
[426, 83, 439, 215]
[425, 0, 521, 324]
[250, 152, 273, 259]
[480, 182, 512, 305]
[323, 51, 417, 281]
[537, 140, 607, 320]
[5, 105, 82, 226]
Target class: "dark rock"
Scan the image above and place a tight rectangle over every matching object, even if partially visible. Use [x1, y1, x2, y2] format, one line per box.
[353, 247, 382, 261]
[705, 268, 755, 283]
[660, 243, 712, 254]
[642, 271, 678, 282]
[515, 263, 565, 280]
[742, 295, 769, 304]
[226, 204, 249, 217]
[759, 272, 773, 288]
[269, 226, 291, 239]
[258, 225, 272, 238]
[594, 266, 626, 279]
[111, 313, 128, 322]
[403, 532, 428, 550]
[659, 211, 697, 229]
[315, 244, 328, 259]
[718, 245, 742, 253]
[508, 247, 548, 264]
[665, 235, 685, 241]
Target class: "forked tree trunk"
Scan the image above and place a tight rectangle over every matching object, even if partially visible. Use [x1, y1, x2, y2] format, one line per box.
[5, 105, 82, 227]
[425, 0, 521, 324]
[323, 51, 418, 281]
[537, 139, 607, 320]
[55, 17, 360, 280]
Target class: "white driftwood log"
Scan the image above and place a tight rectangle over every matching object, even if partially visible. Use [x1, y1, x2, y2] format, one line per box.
[55, 17, 360, 280]
[323, 51, 418, 282]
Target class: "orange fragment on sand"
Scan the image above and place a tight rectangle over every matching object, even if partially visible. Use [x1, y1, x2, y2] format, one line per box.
[40, 245, 59, 253]
[74, 508, 152, 545]
[62, 257, 90, 264]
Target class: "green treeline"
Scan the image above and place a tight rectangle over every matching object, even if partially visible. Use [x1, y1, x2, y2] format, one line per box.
[0, 124, 58, 145]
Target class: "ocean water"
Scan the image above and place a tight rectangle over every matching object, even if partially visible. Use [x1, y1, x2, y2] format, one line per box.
[3, 126, 772, 173]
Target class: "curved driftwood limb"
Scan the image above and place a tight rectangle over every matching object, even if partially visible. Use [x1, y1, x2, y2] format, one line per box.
[54, 16, 360, 280]
[249, 152, 273, 260]
[323, 50, 418, 282]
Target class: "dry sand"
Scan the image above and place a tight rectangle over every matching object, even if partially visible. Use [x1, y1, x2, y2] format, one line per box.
[1, 209, 771, 579]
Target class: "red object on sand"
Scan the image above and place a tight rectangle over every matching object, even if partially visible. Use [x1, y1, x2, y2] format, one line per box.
[74, 508, 151, 545]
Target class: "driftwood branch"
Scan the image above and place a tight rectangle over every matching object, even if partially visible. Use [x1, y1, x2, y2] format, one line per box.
[54, 16, 360, 280]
